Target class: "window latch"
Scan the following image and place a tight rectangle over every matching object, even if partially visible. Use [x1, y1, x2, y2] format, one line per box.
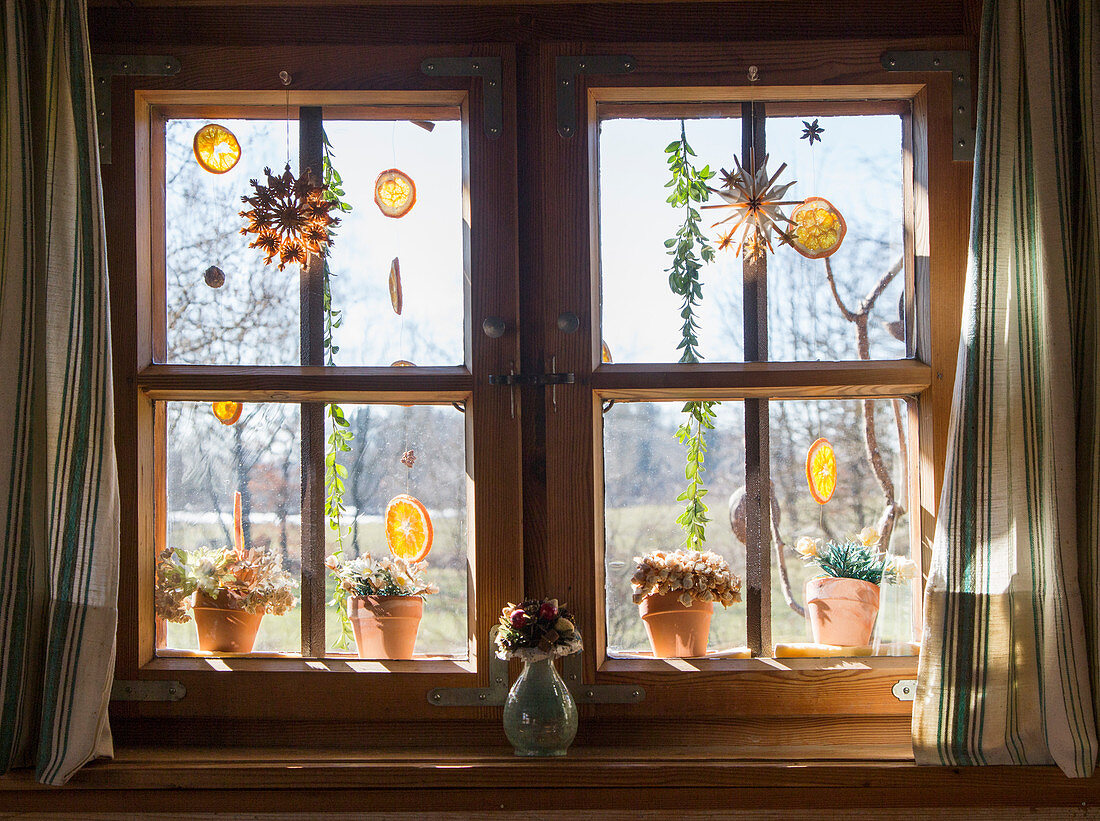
[488, 371, 575, 387]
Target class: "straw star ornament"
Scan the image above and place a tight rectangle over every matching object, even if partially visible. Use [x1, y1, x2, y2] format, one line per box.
[239, 164, 339, 270]
[703, 153, 801, 259]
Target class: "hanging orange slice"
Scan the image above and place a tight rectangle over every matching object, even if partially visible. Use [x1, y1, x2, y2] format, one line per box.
[788, 197, 846, 259]
[806, 437, 837, 504]
[601, 340, 613, 364]
[374, 169, 416, 218]
[212, 401, 243, 425]
[389, 257, 403, 315]
[385, 493, 433, 562]
[390, 359, 415, 367]
[192, 123, 241, 174]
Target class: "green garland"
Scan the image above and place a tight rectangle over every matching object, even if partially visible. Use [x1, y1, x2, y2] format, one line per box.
[320, 131, 356, 649]
[664, 122, 719, 552]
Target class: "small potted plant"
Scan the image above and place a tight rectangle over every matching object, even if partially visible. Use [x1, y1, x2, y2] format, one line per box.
[326, 553, 438, 659]
[154, 494, 297, 653]
[630, 549, 742, 658]
[496, 598, 582, 757]
[796, 528, 917, 646]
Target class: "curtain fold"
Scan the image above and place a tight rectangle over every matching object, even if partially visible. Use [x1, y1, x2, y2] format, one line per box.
[914, 0, 1100, 777]
[0, 0, 119, 786]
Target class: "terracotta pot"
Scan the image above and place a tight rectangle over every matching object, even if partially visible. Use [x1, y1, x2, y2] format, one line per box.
[348, 595, 424, 659]
[191, 590, 264, 653]
[638, 590, 714, 658]
[805, 577, 881, 646]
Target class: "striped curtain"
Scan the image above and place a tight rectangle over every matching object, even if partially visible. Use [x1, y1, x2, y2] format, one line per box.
[0, 0, 120, 786]
[914, 0, 1100, 776]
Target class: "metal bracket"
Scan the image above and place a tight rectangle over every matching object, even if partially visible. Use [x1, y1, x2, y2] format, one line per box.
[882, 50, 974, 161]
[111, 679, 186, 702]
[556, 55, 636, 138]
[892, 679, 917, 702]
[428, 627, 510, 706]
[421, 57, 502, 140]
[92, 55, 181, 165]
[561, 650, 645, 704]
[489, 371, 575, 387]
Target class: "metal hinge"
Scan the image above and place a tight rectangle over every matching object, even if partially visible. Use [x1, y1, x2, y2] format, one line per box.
[421, 57, 503, 139]
[556, 55, 636, 137]
[111, 679, 186, 702]
[892, 679, 918, 702]
[488, 371, 575, 387]
[92, 55, 181, 164]
[428, 627, 510, 706]
[561, 650, 645, 704]
[882, 50, 974, 161]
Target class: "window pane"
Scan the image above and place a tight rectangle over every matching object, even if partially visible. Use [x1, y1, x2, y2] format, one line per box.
[602, 400, 748, 657]
[599, 117, 745, 364]
[764, 114, 906, 362]
[323, 403, 469, 658]
[769, 398, 915, 654]
[323, 119, 465, 366]
[165, 118, 301, 365]
[161, 401, 301, 653]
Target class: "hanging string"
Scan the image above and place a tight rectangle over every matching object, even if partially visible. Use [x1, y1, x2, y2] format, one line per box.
[279, 70, 292, 166]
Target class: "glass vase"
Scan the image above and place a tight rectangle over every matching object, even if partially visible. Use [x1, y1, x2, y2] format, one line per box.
[502, 657, 578, 756]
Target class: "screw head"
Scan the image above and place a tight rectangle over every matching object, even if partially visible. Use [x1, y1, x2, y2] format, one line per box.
[478, 692, 487, 700]
[958, 139, 965, 147]
[432, 692, 442, 701]
[889, 59, 897, 67]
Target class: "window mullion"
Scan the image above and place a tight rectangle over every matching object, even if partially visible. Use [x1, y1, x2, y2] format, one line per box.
[299, 106, 327, 658]
[742, 101, 772, 657]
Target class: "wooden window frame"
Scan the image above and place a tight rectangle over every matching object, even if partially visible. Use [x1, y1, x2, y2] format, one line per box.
[113, 49, 526, 729]
[102, 38, 969, 751]
[531, 42, 968, 738]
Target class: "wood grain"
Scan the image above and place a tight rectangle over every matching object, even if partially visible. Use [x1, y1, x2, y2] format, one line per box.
[592, 361, 932, 399]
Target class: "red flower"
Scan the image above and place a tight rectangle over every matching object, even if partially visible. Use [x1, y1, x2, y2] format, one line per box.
[538, 600, 558, 620]
[510, 608, 528, 628]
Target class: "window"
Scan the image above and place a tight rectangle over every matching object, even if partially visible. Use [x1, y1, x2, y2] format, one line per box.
[596, 101, 921, 658]
[111, 44, 967, 745]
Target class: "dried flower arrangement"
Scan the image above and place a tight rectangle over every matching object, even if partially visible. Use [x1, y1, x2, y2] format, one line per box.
[154, 543, 297, 623]
[325, 553, 439, 599]
[495, 598, 582, 661]
[630, 549, 742, 609]
[795, 528, 917, 586]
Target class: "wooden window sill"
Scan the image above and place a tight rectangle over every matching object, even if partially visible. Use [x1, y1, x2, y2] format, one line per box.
[4, 745, 1100, 813]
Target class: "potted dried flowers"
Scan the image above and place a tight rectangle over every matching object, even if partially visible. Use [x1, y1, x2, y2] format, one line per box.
[631, 549, 742, 658]
[796, 528, 917, 646]
[154, 492, 297, 653]
[326, 553, 438, 659]
[496, 598, 582, 757]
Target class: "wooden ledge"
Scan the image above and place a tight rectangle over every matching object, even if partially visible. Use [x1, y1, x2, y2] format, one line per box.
[4, 746, 1100, 813]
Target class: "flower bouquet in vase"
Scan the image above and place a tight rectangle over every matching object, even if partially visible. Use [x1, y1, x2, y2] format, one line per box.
[496, 599, 582, 757]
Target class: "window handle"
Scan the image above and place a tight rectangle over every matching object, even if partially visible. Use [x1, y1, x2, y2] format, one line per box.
[482, 316, 507, 338]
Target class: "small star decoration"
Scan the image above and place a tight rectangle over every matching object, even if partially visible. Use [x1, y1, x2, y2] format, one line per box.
[239, 164, 339, 270]
[401, 450, 416, 468]
[800, 119, 825, 145]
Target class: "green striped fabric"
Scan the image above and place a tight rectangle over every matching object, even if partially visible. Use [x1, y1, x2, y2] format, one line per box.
[914, 0, 1100, 776]
[0, 0, 119, 785]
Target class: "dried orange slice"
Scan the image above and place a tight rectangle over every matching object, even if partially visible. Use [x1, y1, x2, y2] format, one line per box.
[806, 437, 837, 504]
[212, 401, 243, 425]
[385, 493, 433, 562]
[389, 257, 402, 315]
[374, 169, 416, 218]
[390, 359, 415, 367]
[192, 123, 241, 174]
[601, 340, 613, 364]
[789, 197, 846, 259]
